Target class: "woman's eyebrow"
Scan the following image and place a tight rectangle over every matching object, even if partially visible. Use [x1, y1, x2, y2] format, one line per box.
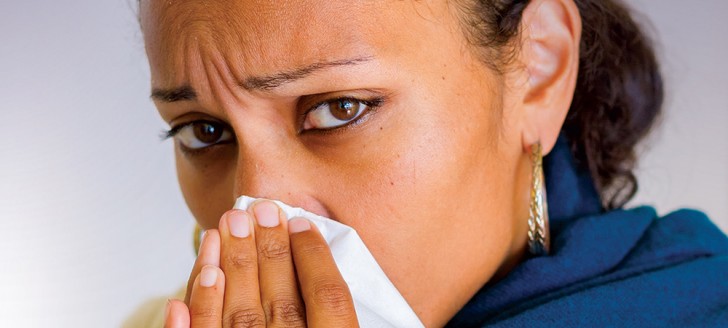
[240, 56, 373, 92]
[150, 56, 373, 103]
[151, 85, 196, 103]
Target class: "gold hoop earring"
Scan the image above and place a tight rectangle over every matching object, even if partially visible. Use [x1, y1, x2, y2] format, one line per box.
[528, 142, 551, 256]
[193, 223, 203, 256]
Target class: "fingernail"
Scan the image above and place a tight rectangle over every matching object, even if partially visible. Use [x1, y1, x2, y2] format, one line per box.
[199, 266, 218, 287]
[289, 217, 311, 234]
[227, 210, 250, 238]
[254, 201, 280, 228]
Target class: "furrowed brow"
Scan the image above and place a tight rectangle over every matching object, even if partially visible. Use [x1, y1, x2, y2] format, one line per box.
[149, 56, 372, 100]
[240, 56, 373, 91]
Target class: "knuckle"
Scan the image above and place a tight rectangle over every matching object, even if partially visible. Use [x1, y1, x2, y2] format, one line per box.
[224, 309, 266, 328]
[267, 299, 306, 326]
[224, 251, 257, 269]
[298, 242, 328, 256]
[189, 306, 217, 319]
[257, 238, 291, 261]
[311, 282, 353, 315]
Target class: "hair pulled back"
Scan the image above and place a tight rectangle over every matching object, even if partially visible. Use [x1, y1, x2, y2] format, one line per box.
[459, 0, 663, 209]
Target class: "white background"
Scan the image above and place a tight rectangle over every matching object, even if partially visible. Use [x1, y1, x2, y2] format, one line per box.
[0, 1, 726, 327]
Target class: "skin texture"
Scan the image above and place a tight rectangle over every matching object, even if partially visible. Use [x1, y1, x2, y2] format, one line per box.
[142, 0, 581, 326]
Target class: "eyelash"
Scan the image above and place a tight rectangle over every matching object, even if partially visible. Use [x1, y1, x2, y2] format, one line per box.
[298, 96, 385, 134]
[161, 119, 235, 156]
[162, 120, 217, 140]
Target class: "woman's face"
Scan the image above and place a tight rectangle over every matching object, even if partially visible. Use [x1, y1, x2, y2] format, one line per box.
[143, 0, 533, 325]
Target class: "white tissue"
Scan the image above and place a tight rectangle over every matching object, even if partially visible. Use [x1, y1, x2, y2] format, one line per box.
[234, 196, 424, 328]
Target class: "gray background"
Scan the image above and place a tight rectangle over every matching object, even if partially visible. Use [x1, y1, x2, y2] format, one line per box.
[1, 1, 726, 327]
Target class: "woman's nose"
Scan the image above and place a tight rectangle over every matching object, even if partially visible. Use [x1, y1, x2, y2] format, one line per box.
[232, 137, 333, 220]
[233, 143, 297, 199]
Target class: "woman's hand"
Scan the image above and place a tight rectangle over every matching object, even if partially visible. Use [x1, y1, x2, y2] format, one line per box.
[164, 201, 359, 327]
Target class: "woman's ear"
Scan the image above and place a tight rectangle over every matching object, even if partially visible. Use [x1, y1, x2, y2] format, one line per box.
[517, 0, 581, 154]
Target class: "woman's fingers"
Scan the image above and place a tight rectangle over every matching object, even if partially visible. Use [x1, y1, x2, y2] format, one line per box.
[185, 229, 221, 305]
[164, 299, 190, 328]
[188, 265, 225, 328]
[289, 218, 359, 328]
[251, 201, 306, 327]
[218, 210, 267, 327]
[193, 204, 356, 327]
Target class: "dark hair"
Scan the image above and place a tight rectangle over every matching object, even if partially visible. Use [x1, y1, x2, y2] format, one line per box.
[457, 0, 663, 209]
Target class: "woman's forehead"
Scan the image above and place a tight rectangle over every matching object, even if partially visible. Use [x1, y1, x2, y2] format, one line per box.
[141, 0, 457, 89]
[141, 0, 414, 53]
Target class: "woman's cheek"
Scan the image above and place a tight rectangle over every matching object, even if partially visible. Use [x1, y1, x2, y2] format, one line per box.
[176, 146, 237, 229]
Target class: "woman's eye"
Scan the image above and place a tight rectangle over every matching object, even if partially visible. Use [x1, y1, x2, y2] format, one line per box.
[170, 121, 234, 150]
[303, 98, 373, 130]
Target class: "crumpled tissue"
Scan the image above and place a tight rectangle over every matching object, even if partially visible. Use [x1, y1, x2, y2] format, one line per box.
[234, 196, 424, 328]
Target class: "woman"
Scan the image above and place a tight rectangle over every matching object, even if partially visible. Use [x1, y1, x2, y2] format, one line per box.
[128, 0, 728, 326]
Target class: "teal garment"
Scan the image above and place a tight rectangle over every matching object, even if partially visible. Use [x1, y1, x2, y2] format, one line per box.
[447, 138, 728, 327]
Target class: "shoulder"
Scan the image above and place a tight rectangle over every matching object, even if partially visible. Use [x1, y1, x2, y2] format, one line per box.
[485, 208, 728, 327]
[491, 254, 728, 327]
[122, 286, 185, 328]
[501, 208, 728, 327]
[621, 208, 728, 267]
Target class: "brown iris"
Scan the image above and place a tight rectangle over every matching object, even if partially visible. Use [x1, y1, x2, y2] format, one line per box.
[193, 122, 223, 144]
[330, 99, 361, 121]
